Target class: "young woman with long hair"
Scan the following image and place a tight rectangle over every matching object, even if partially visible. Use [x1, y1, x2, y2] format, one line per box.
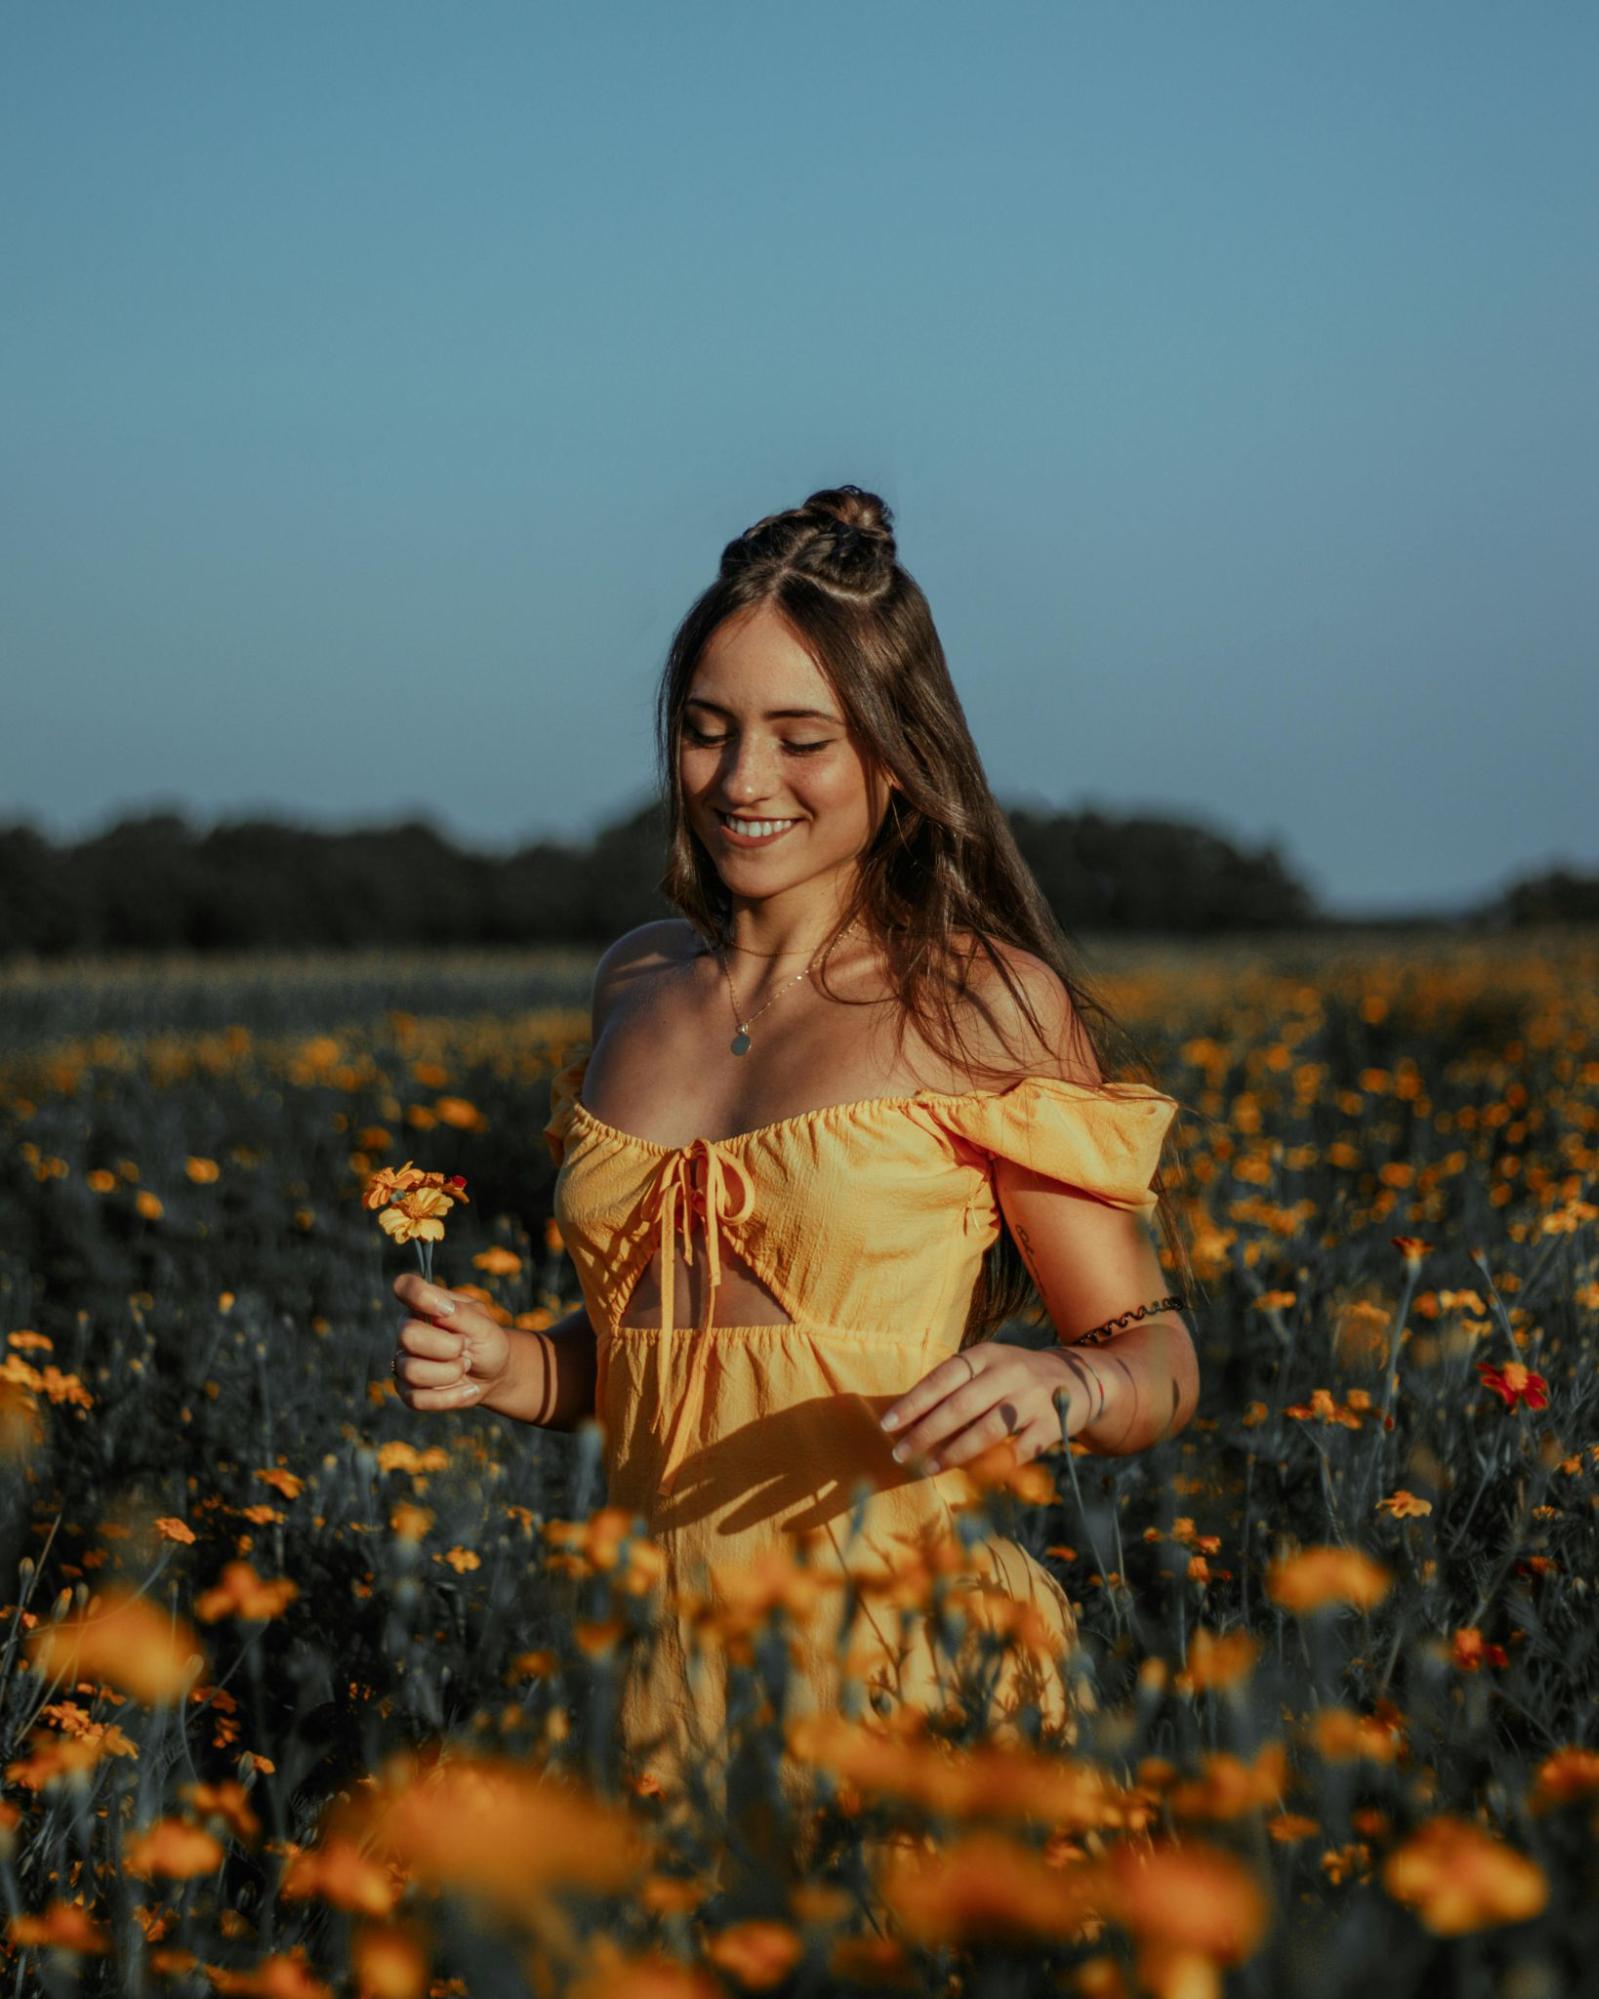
[391, 484, 1200, 1827]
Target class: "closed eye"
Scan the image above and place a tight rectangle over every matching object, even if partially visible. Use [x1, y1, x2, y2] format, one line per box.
[684, 728, 832, 754]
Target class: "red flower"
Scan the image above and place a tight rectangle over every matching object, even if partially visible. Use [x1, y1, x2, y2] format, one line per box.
[1476, 1362, 1549, 1411]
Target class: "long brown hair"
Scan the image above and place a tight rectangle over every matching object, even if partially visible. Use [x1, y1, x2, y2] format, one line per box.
[654, 483, 1198, 1343]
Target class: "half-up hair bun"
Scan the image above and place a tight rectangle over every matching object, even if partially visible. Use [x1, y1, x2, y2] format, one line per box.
[801, 484, 894, 551]
[723, 482, 896, 583]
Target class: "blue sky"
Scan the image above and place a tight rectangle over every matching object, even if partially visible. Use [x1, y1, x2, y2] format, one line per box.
[4, 1, 1595, 916]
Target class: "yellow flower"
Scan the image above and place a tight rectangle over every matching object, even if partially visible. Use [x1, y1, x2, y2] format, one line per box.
[473, 1246, 522, 1277]
[377, 1186, 458, 1246]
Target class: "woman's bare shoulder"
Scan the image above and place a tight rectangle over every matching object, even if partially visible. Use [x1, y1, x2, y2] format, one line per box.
[946, 932, 1103, 1088]
[590, 919, 703, 1033]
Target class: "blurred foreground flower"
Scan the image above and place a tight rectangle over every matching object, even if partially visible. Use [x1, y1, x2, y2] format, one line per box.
[6, 1902, 110, 1954]
[327, 1749, 648, 1923]
[26, 1588, 205, 1705]
[195, 1561, 299, 1624]
[1265, 1547, 1391, 1615]
[1382, 1815, 1548, 1934]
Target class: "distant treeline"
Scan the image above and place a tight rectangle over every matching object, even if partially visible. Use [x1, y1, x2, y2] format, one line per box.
[0, 805, 1590, 960]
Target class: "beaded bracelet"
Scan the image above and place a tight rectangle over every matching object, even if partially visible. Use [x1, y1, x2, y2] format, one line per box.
[1070, 1295, 1185, 1347]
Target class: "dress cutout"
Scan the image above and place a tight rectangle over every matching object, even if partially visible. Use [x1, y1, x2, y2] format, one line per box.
[542, 1047, 1178, 1814]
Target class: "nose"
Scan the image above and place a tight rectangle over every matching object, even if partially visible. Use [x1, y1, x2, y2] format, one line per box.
[721, 733, 784, 807]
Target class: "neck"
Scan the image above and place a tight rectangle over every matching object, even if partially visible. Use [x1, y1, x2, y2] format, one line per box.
[721, 874, 859, 962]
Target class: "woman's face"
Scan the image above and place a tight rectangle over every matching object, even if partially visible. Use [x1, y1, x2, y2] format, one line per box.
[678, 602, 893, 897]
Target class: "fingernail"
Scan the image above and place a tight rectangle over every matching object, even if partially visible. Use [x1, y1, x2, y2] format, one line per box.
[880, 1411, 901, 1432]
[433, 1295, 456, 1317]
[891, 1443, 907, 1464]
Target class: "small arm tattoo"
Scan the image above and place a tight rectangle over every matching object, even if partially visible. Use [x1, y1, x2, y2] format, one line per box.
[1071, 1295, 1185, 1347]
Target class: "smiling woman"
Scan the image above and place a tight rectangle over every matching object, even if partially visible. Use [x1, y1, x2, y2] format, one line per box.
[392, 483, 1201, 1850]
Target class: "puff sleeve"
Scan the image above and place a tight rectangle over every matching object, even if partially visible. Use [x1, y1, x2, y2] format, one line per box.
[542, 1050, 591, 1170]
[927, 1075, 1177, 1211]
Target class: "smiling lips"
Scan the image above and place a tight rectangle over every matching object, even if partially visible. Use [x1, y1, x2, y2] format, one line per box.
[716, 812, 801, 846]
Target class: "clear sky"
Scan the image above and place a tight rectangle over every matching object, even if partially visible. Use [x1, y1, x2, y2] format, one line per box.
[4, 2, 1595, 916]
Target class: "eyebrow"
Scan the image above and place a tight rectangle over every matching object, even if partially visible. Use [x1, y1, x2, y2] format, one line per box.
[685, 696, 842, 724]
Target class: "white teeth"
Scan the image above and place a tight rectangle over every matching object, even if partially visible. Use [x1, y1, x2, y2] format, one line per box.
[722, 814, 797, 839]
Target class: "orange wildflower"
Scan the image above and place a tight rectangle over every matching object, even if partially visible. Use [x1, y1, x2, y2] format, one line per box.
[1284, 1387, 1364, 1430]
[1098, 1836, 1270, 1964]
[1181, 1626, 1262, 1694]
[378, 1186, 460, 1248]
[1477, 1361, 1548, 1411]
[124, 1817, 225, 1880]
[1266, 1546, 1391, 1615]
[1382, 1816, 1547, 1935]
[1451, 1628, 1508, 1671]
[6, 1901, 110, 1953]
[873, 1827, 1102, 1944]
[1391, 1236, 1434, 1271]
[1376, 1489, 1433, 1519]
[180, 1778, 261, 1844]
[25, 1589, 204, 1705]
[702, 1920, 806, 1990]
[1305, 1705, 1404, 1765]
[350, 1922, 430, 1999]
[328, 1749, 647, 1918]
[207, 1948, 331, 1998]
[194, 1561, 298, 1623]
[154, 1516, 196, 1545]
[281, 1838, 401, 1918]
[1166, 1743, 1289, 1821]
[1527, 1747, 1599, 1813]
[472, 1246, 522, 1277]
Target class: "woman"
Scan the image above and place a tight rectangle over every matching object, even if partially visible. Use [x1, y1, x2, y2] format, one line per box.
[390, 485, 1199, 1819]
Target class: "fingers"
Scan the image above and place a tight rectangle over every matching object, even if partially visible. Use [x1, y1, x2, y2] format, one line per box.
[397, 1317, 466, 1364]
[392, 1310, 480, 1411]
[393, 1272, 460, 1322]
[878, 1350, 1001, 1464]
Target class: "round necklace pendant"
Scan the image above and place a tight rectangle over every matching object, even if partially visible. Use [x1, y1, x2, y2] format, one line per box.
[730, 1029, 752, 1056]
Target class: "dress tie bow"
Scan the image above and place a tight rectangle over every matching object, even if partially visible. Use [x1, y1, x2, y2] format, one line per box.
[645, 1138, 756, 1485]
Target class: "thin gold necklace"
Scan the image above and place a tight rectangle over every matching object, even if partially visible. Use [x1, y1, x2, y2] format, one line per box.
[716, 919, 860, 1057]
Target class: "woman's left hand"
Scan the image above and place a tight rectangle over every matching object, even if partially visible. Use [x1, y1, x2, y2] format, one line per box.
[877, 1343, 1107, 1474]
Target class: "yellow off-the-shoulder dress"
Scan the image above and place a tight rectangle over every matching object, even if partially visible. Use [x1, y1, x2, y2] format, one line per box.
[542, 1049, 1177, 1812]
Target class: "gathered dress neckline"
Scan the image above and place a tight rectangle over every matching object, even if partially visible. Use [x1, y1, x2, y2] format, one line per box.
[565, 1067, 1152, 1158]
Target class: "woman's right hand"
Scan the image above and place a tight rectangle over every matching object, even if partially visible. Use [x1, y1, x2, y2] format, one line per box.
[390, 1272, 513, 1413]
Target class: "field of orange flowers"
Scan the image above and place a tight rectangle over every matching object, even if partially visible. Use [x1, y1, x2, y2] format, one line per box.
[1, 927, 1596, 1998]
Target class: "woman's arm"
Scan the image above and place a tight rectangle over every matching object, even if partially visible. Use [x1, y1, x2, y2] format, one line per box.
[1034, 1306, 1198, 1457]
[474, 1304, 599, 1432]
